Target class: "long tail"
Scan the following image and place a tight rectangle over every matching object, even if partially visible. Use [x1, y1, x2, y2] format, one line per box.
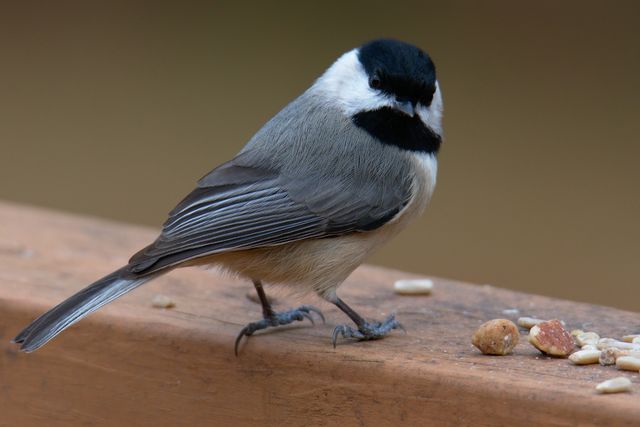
[12, 266, 160, 352]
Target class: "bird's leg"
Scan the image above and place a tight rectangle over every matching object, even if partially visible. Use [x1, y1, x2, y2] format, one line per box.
[253, 279, 276, 319]
[330, 296, 404, 347]
[234, 280, 325, 355]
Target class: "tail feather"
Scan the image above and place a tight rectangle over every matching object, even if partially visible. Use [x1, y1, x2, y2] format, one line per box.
[13, 266, 158, 352]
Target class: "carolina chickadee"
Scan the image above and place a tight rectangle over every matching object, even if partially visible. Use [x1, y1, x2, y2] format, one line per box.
[13, 39, 443, 354]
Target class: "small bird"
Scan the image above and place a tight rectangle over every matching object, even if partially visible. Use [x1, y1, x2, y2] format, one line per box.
[13, 39, 443, 354]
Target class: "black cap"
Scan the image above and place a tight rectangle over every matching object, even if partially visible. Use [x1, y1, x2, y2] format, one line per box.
[358, 39, 436, 106]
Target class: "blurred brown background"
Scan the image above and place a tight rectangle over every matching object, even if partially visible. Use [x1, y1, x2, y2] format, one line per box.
[0, 1, 638, 310]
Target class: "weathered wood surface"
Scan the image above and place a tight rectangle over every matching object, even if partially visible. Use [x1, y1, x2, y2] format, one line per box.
[0, 201, 638, 426]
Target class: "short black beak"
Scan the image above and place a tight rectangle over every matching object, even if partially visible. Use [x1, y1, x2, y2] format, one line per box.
[393, 98, 416, 117]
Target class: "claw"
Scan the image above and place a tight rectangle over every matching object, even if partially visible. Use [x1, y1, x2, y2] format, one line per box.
[332, 325, 347, 348]
[301, 305, 326, 324]
[331, 314, 404, 348]
[331, 324, 366, 348]
[381, 314, 404, 333]
[234, 305, 326, 356]
[234, 325, 250, 356]
[301, 312, 314, 325]
[332, 327, 339, 348]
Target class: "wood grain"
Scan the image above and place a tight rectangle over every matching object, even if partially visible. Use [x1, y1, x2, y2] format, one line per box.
[0, 201, 638, 426]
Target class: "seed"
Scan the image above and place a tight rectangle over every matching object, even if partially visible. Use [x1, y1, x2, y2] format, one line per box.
[622, 334, 640, 343]
[575, 332, 600, 347]
[597, 338, 640, 351]
[528, 319, 575, 357]
[596, 377, 632, 394]
[393, 279, 433, 295]
[582, 344, 599, 351]
[151, 294, 175, 309]
[570, 329, 585, 339]
[600, 348, 623, 366]
[600, 348, 640, 365]
[569, 349, 601, 365]
[472, 319, 520, 356]
[517, 317, 544, 329]
[616, 356, 640, 372]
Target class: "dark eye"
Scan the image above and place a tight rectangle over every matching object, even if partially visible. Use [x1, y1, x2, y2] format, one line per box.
[369, 76, 381, 89]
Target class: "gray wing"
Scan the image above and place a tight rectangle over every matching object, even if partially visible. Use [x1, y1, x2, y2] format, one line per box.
[128, 153, 411, 274]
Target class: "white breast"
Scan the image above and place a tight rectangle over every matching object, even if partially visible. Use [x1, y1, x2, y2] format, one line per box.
[380, 151, 438, 235]
[415, 153, 438, 195]
[407, 152, 438, 215]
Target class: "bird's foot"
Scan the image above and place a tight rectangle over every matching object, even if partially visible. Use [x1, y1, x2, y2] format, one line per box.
[235, 305, 324, 355]
[331, 314, 404, 348]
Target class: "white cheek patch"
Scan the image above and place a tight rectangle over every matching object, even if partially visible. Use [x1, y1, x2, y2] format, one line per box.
[313, 50, 394, 116]
[416, 82, 443, 137]
[315, 50, 444, 138]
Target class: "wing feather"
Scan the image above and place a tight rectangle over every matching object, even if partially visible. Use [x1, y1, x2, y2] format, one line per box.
[128, 158, 410, 274]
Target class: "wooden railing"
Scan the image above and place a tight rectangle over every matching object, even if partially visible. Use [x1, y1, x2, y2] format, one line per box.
[1, 201, 638, 426]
